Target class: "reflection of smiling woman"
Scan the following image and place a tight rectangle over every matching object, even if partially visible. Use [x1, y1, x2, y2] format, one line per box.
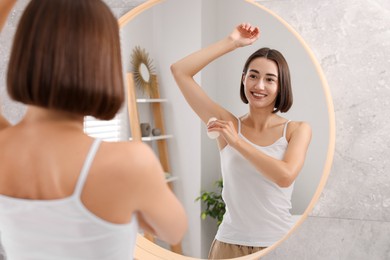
[171, 23, 312, 259]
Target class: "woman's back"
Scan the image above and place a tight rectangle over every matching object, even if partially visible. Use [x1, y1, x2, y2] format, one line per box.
[0, 113, 142, 259]
[0, 111, 145, 207]
[0, 108, 186, 258]
[0, 136, 138, 260]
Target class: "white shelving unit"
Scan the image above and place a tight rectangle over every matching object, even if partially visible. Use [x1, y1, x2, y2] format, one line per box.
[129, 135, 173, 142]
[165, 173, 179, 183]
[136, 98, 168, 103]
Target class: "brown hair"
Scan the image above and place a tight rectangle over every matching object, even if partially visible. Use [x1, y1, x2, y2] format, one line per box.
[240, 47, 293, 113]
[7, 0, 124, 120]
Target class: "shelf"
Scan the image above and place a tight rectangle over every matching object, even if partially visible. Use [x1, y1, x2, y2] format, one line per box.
[165, 172, 178, 183]
[129, 134, 173, 142]
[136, 98, 168, 103]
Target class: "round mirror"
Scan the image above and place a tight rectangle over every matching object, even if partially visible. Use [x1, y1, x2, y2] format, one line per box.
[119, 0, 335, 259]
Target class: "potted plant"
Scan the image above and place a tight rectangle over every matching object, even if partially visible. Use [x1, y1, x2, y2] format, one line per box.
[195, 179, 226, 225]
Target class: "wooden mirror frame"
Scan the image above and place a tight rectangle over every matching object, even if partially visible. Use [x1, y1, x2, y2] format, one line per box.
[119, 0, 335, 259]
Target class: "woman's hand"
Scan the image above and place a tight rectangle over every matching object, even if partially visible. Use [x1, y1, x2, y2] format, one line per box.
[207, 119, 240, 148]
[229, 23, 260, 48]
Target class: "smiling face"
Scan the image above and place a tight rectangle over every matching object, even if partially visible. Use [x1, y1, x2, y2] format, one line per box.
[242, 57, 279, 111]
[240, 48, 293, 113]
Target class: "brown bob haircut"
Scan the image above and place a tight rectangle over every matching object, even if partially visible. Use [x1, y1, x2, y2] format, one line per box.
[7, 0, 124, 120]
[240, 47, 293, 113]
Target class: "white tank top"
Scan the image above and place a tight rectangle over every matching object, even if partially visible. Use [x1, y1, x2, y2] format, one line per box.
[0, 139, 138, 260]
[215, 119, 295, 247]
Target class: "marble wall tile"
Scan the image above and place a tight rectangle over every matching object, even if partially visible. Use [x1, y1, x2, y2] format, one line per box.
[311, 151, 390, 221]
[262, 216, 390, 260]
[0, 0, 29, 124]
[104, 0, 147, 18]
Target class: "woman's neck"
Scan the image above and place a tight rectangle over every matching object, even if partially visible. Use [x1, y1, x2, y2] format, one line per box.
[20, 106, 84, 131]
[242, 107, 280, 131]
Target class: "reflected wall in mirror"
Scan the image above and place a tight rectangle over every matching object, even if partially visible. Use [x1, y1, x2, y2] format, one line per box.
[119, 0, 334, 259]
[139, 63, 150, 82]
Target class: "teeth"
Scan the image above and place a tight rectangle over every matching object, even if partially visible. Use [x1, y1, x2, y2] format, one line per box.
[253, 92, 266, 97]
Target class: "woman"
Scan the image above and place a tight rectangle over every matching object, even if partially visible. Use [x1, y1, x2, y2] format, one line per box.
[0, 0, 187, 259]
[171, 23, 311, 259]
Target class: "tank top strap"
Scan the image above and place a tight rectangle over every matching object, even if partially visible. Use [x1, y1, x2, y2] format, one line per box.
[283, 120, 291, 138]
[73, 139, 102, 197]
[237, 117, 242, 134]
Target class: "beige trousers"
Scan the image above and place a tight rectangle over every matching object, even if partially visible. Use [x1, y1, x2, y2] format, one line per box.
[208, 239, 266, 259]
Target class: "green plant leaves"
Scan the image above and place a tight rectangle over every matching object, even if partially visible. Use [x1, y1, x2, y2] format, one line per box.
[195, 178, 225, 226]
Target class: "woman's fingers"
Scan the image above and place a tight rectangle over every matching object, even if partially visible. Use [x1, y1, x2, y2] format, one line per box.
[229, 23, 260, 47]
[207, 119, 224, 128]
[207, 120, 239, 146]
[207, 120, 233, 133]
[237, 23, 260, 39]
[251, 26, 260, 38]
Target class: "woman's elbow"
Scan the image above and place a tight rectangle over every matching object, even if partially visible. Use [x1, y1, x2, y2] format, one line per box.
[170, 63, 189, 79]
[170, 63, 180, 77]
[277, 180, 293, 188]
[164, 217, 188, 245]
[276, 173, 295, 188]
[170, 64, 189, 89]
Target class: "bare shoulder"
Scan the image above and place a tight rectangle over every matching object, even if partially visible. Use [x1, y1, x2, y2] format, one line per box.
[286, 121, 312, 142]
[288, 121, 311, 132]
[94, 140, 164, 184]
[81, 140, 167, 223]
[100, 140, 153, 161]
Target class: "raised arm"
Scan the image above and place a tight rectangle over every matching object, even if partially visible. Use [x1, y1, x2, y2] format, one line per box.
[170, 23, 260, 124]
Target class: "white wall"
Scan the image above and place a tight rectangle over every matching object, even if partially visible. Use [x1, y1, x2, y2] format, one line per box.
[120, 0, 203, 257]
[120, 4, 155, 141]
[153, 0, 202, 257]
[200, 1, 220, 257]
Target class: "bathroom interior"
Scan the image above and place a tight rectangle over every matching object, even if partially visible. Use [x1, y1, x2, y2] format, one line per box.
[5, 0, 388, 259]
